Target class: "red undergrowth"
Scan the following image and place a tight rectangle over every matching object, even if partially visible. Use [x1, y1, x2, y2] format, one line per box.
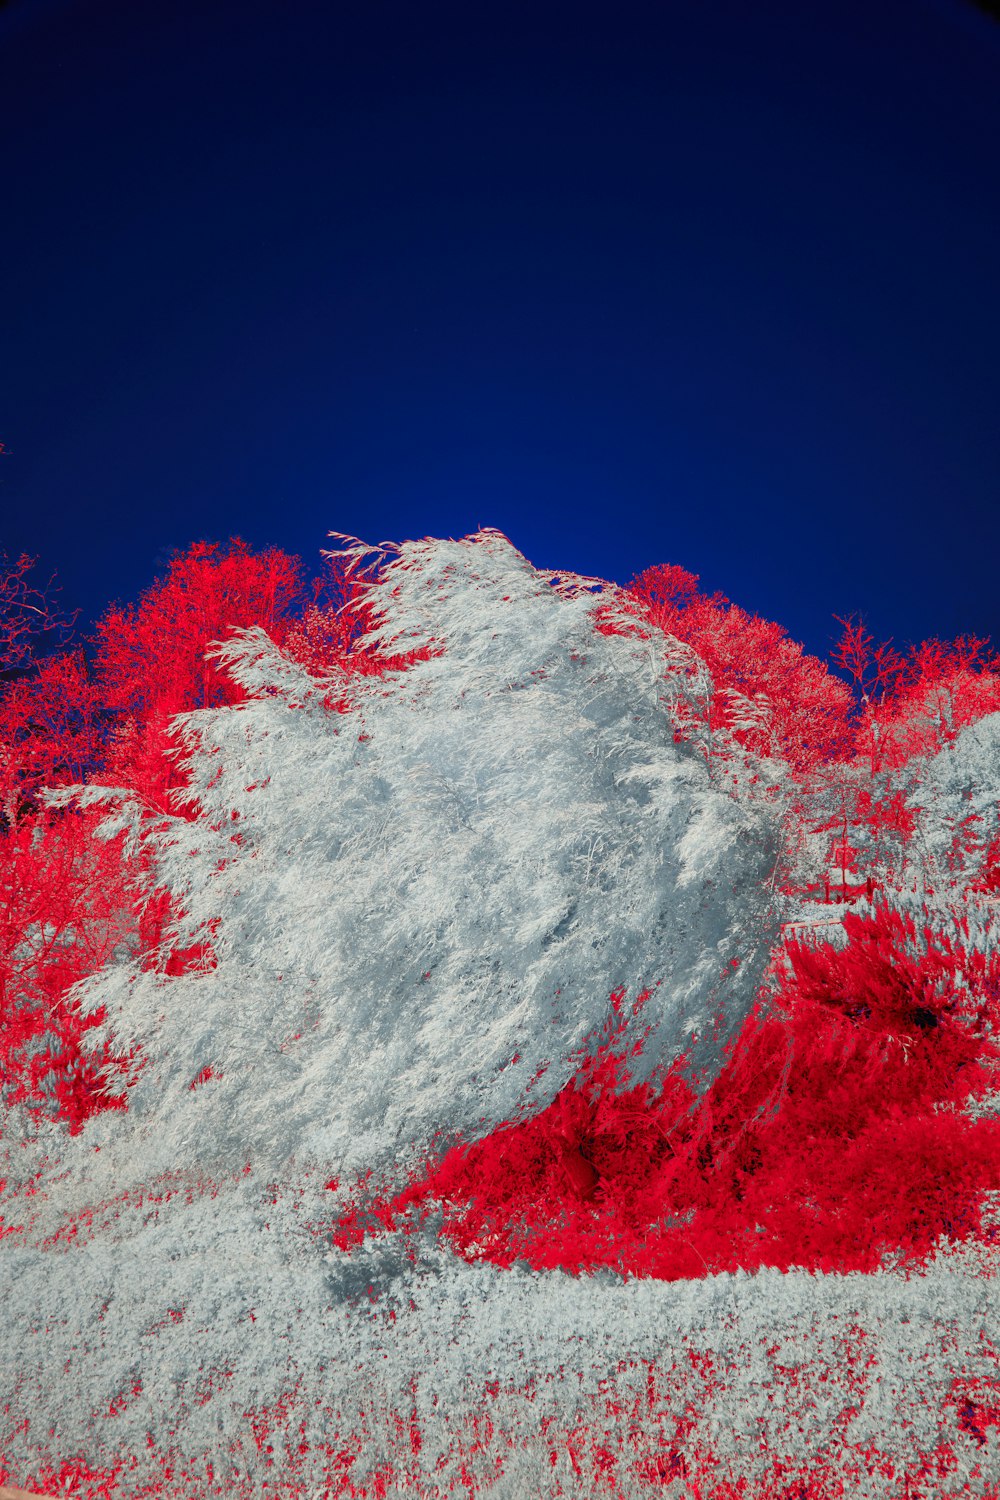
[335, 900, 1000, 1278]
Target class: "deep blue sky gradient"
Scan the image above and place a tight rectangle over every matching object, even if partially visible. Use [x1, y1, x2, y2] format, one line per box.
[2, 0, 998, 664]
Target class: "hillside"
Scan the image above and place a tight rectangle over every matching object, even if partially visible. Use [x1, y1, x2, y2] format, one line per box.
[2, 531, 999, 1498]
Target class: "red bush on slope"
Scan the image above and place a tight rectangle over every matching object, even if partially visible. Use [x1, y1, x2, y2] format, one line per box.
[0, 810, 144, 1134]
[628, 561, 854, 773]
[336, 894, 1000, 1278]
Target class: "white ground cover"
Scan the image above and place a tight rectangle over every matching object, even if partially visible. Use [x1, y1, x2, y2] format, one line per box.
[2, 1169, 998, 1497]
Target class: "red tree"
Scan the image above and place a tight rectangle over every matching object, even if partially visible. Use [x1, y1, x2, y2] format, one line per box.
[92, 539, 305, 807]
[628, 563, 853, 776]
[0, 548, 77, 675]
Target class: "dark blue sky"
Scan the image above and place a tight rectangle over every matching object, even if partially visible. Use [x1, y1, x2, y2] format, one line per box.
[2, 0, 998, 663]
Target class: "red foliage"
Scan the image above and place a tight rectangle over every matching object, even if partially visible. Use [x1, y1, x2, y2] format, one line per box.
[831, 615, 1000, 773]
[0, 810, 143, 1131]
[0, 649, 103, 825]
[0, 542, 306, 1131]
[831, 613, 907, 710]
[0, 541, 308, 1133]
[343, 899, 1000, 1279]
[0, 548, 77, 674]
[283, 555, 437, 701]
[867, 636, 1000, 772]
[0, 539, 437, 1138]
[627, 563, 854, 774]
[91, 539, 305, 808]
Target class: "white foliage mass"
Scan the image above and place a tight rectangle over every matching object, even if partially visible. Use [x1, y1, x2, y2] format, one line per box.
[3, 1177, 999, 1497]
[58, 531, 779, 1190]
[899, 710, 1000, 891]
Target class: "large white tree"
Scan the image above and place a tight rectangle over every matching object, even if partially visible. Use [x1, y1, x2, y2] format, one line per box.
[60, 531, 781, 1193]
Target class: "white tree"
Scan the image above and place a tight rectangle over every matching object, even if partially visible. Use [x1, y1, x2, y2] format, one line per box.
[53, 531, 782, 1194]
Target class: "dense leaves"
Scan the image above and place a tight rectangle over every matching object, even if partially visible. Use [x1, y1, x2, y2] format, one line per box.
[4, 531, 1000, 1499]
[0, 541, 309, 1126]
[2, 533, 1000, 1261]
